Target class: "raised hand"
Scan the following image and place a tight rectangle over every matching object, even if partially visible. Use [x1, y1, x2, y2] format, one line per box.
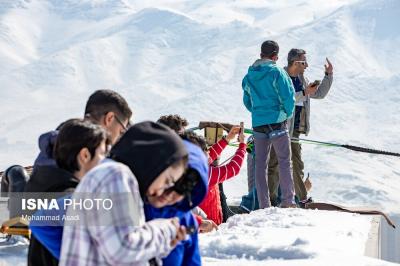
[226, 126, 240, 142]
[304, 176, 312, 192]
[324, 57, 333, 74]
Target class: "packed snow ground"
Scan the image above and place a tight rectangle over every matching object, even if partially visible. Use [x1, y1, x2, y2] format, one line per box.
[200, 208, 397, 266]
[0, 0, 399, 264]
[0, 209, 396, 266]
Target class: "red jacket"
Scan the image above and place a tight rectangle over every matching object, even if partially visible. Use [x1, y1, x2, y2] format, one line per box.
[199, 138, 246, 225]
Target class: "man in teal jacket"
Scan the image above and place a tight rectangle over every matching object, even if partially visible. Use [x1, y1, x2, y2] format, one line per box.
[242, 40, 296, 208]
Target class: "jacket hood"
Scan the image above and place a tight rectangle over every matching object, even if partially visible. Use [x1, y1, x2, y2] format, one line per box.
[247, 59, 277, 81]
[33, 130, 59, 167]
[25, 165, 79, 193]
[175, 140, 209, 211]
[109, 121, 188, 199]
[143, 140, 209, 221]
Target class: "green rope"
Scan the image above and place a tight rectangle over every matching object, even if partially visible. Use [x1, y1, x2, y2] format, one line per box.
[230, 137, 400, 157]
[292, 138, 339, 147]
[187, 126, 400, 157]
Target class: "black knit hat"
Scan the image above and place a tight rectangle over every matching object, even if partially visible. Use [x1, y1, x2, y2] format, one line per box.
[261, 40, 279, 58]
[109, 121, 188, 198]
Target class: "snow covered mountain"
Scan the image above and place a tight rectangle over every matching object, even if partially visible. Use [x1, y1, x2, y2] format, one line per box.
[0, 0, 399, 264]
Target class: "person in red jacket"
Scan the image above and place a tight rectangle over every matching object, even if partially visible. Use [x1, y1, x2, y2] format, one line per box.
[182, 126, 246, 225]
[157, 114, 218, 233]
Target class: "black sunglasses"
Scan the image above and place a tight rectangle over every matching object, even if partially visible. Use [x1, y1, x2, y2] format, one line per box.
[167, 168, 200, 207]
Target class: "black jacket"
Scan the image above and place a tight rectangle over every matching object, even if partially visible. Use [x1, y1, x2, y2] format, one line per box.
[25, 165, 79, 266]
[25, 165, 78, 193]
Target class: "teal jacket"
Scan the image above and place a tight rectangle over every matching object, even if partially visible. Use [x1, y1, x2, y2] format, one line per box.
[242, 59, 295, 127]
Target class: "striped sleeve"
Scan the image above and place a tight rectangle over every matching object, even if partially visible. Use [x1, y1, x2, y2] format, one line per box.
[208, 143, 246, 187]
[207, 138, 228, 164]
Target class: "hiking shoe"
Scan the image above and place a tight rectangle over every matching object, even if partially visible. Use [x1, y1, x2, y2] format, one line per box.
[270, 197, 280, 207]
[229, 205, 250, 214]
[298, 197, 313, 209]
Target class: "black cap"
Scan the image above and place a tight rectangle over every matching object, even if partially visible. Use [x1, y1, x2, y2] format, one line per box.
[261, 40, 279, 58]
[110, 121, 188, 198]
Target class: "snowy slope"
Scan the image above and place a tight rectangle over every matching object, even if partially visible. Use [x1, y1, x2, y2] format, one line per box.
[0, 0, 399, 264]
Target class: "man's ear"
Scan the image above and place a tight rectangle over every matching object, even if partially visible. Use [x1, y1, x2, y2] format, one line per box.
[103, 112, 115, 127]
[272, 55, 279, 61]
[77, 147, 91, 166]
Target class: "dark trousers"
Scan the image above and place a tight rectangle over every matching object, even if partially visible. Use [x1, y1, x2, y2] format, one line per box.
[219, 183, 234, 222]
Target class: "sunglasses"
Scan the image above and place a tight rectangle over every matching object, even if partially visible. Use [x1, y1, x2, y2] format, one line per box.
[294, 60, 307, 66]
[164, 168, 200, 207]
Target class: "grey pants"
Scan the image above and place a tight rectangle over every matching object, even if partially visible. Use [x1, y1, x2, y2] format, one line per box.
[254, 130, 295, 208]
[247, 153, 255, 192]
[269, 131, 307, 201]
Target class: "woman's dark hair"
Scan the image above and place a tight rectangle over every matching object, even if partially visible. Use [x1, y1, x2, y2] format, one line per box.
[54, 119, 110, 173]
[157, 114, 188, 133]
[180, 131, 208, 152]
